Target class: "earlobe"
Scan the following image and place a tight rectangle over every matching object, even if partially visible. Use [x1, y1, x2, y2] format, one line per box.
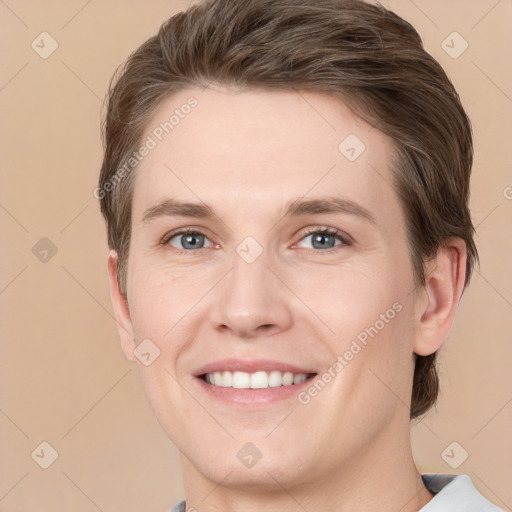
[107, 250, 136, 362]
[414, 238, 467, 357]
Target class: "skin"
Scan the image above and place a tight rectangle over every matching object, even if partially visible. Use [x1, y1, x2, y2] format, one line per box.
[107, 85, 467, 512]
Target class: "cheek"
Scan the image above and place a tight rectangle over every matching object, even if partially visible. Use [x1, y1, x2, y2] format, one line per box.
[127, 260, 199, 338]
[293, 262, 401, 331]
[292, 257, 415, 377]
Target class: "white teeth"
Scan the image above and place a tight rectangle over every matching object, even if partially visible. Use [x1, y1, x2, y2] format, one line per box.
[203, 370, 310, 389]
[222, 370, 232, 386]
[268, 370, 283, 387]
[250, 371, 268, 389]
[293, 373, 307, 385]
[232, 371, 250, 389]
[282, 372, 294, 386]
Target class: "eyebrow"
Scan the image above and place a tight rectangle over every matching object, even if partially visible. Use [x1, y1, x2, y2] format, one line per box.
[141, 196, 376, 225]
[284, 196, 376, 225]
[142, 200, 215, 223]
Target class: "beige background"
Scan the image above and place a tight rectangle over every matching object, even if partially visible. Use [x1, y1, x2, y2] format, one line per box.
[1, 0, 511, 510]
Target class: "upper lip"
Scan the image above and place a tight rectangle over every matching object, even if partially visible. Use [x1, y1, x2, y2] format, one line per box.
[193, 358, 317, 377]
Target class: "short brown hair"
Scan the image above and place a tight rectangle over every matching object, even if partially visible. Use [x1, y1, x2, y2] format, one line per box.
[98, 0, 478, 419]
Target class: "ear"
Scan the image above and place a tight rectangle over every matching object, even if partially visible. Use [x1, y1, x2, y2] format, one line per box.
[107, 250, 136, 362]
[413, 238, 468, 356]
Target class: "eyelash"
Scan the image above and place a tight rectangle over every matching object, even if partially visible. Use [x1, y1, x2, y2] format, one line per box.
[159, 226, 352, 255]
[297, 227, 352, 253]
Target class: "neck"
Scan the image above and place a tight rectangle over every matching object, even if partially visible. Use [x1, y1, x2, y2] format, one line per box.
[179, 420, 434, 512]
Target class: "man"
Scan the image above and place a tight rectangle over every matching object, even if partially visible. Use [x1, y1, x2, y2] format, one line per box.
[97, 0, 503, 510]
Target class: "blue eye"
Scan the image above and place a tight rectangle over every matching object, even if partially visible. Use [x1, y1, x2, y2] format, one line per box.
[297, 228, 347, 251]
[161, 227, 351, 253]
[167, 231, 214, 250]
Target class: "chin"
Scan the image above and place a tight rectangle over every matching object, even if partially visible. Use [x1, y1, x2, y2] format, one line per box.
[186, 444, 317, 492]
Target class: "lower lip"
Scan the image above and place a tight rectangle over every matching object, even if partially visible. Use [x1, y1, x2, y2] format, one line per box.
[194, 375, 317, 407]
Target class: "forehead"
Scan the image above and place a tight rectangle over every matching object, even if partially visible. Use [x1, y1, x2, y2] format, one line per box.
[131, 86, 399, 221]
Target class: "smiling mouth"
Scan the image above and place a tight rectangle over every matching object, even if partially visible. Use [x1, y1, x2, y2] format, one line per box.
[200, 370, 317, 389]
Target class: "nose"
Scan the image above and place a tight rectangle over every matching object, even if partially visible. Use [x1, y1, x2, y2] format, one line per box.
[211, 252, 293, 340]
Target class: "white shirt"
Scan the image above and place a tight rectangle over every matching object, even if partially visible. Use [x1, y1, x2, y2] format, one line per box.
[167, 474, 505, 511]
[419, 474, 505, 511]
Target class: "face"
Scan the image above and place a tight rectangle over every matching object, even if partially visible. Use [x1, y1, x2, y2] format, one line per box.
[112, 86, 429, 490]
